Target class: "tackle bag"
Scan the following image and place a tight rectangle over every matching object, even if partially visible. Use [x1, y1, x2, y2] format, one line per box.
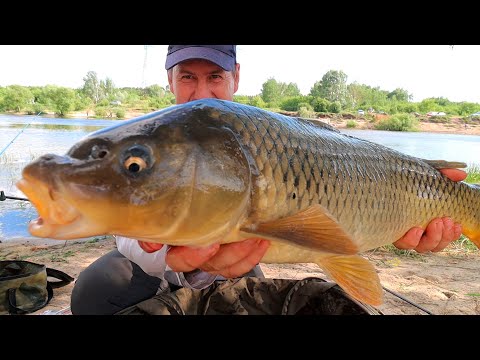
[1, 260, 74, 315]
[116, 276, 383, 315]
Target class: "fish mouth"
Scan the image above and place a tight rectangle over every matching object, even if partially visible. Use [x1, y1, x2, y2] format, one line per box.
[16, 175, 82, 238]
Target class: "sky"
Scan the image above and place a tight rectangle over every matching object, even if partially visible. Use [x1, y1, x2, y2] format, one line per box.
[0, 45, 479, 103]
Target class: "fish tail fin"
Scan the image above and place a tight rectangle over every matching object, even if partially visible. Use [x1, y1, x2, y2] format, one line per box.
[316, 254, 383, 306]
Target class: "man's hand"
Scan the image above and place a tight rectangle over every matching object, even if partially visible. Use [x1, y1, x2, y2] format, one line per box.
[138, 238, 270, 278]
[393, 168, 466, 252]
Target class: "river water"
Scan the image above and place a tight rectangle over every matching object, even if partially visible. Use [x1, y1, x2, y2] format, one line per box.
[1, 114, 479, 242]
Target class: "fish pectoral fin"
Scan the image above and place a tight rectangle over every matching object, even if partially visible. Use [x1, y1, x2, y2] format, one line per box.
[254, 204, 358, 255]
[422, 159, 467, 169]
[318, 254, 383, 306]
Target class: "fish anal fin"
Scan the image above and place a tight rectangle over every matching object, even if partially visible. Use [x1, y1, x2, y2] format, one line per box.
[254, 205, 358, 255]
[463, 228, 480, 249]
[318, 254, 383, 306]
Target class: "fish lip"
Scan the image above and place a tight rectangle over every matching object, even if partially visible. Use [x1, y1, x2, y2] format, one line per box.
[16, 176, 82, 238]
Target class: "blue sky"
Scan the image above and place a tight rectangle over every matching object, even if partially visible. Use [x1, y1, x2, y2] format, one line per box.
[1, 45, 479, 103]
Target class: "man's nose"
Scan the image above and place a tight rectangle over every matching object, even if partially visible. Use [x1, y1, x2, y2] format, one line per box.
[193, 81, 213, 100]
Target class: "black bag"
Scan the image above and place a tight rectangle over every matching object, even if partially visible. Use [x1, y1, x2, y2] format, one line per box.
[116, 277, 383, 315]
[0, 260, 74, 315]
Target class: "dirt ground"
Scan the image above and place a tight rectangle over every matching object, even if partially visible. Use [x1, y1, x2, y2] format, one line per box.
[332, 116, 480, 136]
[1, 236, 478, 315]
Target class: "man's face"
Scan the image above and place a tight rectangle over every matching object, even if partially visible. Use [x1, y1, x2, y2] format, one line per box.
[168, 59, 240, 104]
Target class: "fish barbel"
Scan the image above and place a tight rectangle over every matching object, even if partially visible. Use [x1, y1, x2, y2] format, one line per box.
[16, 99, 480, 306]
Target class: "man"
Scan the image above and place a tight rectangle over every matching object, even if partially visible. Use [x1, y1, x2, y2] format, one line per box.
[70, 45, 466, 315]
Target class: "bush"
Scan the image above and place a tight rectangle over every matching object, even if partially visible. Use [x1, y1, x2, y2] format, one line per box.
[374, 114, 418, 131]
[280, 96, 307, 111]
[346, 120, 357, 128]
[115, 108, 126, 119]
[95, 107, 107, 118]
[298, 106, 315, 118]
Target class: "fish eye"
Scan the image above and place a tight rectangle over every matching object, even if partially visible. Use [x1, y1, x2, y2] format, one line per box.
[121, 145, 153, 175]
[124, 156, 147, 173]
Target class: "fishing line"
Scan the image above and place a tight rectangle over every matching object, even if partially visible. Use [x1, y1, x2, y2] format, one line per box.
[382, 286, 434, 315]
[0, 119, 34, 157]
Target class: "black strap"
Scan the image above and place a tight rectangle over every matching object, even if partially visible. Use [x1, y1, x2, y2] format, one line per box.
[46, 267, 74, 289]
[7, 284, 54, 315]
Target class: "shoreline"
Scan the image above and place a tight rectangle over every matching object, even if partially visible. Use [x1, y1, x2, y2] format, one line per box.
[3, 111, 480, 136]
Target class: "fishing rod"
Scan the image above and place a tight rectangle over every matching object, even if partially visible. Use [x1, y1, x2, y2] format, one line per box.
[0, 190, 29, 202]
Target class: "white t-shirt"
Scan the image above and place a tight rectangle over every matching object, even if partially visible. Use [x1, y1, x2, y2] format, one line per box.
[115, 235, 218, 290]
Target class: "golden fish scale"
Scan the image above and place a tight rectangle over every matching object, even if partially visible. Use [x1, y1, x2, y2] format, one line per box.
[218, 106, 478, 251]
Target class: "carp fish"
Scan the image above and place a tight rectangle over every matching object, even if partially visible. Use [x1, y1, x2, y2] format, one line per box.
[16, 99, 480, 306]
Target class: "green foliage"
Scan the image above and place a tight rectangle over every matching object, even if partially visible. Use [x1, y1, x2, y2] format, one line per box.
[374, 113, 418, 131]
[261, 78, 282, 104]
[309, 70, 348, 106]
[42, 85, 76, 116]
[2, 85, 34, 112]
[465, 164, 480, 184]
[387, 88, 412, 102]
[94, 107, 107, 118]
[311, 97, 331, 112]
[82, 71, 103, 104]
[298, 105, 315, 118]
[115, 108, 126, 119]
[248, 95, 266, 108]
[328, 101, 342, 113]
[280, 96, 308, 111]
[346, 120, 357, 128]
[260, 78, 301, 107]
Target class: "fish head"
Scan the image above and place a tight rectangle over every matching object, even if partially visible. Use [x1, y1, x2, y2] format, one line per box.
[16, 103, 252, 245]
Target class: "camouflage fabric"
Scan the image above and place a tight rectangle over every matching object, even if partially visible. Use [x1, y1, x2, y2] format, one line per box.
[116, 277, 383, 315]
[0, 260, 73, 315]
[1, 260, 49, 315]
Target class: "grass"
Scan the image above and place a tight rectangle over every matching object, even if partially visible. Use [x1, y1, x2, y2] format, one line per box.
[465, 164, 480, 184]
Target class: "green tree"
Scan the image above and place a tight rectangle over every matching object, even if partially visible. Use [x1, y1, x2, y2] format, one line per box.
[82, 71, 103, 104]
[101, 77, 116, 101]
[309, 70, 348, 105]
[387, 88, 412, 102]
[261, 78, 282, 104]
[2, 85, 34, 112]
[43, 85, 76, 116]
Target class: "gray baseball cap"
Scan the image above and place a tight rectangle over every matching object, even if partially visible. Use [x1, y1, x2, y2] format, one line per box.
[165, 45, 237, 71]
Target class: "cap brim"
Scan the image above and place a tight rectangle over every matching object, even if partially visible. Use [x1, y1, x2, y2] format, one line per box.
[165, 47, 235, 71]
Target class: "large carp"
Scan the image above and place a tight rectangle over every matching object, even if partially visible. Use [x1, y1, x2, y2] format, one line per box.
[16, 99, 480, 306]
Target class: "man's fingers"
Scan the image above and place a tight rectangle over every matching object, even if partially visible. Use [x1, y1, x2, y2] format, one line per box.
[431, 218, 462, 252]
[166, 244, 220, 272]
[415, 218, 444, 253]
[200, 238, 270, 278]
[138, 241, 164, 253]
[393, 227, 423, 250]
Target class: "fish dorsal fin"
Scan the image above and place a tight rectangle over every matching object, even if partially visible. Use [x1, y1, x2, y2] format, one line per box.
[253, 204, 358, 255]
[318, 254, 383, 306]
[422, 159, 467, 169]
[296, 117, 340, 133]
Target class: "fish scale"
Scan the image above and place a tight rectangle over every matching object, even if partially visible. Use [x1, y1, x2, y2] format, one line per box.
[214, 102, 478, 253]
